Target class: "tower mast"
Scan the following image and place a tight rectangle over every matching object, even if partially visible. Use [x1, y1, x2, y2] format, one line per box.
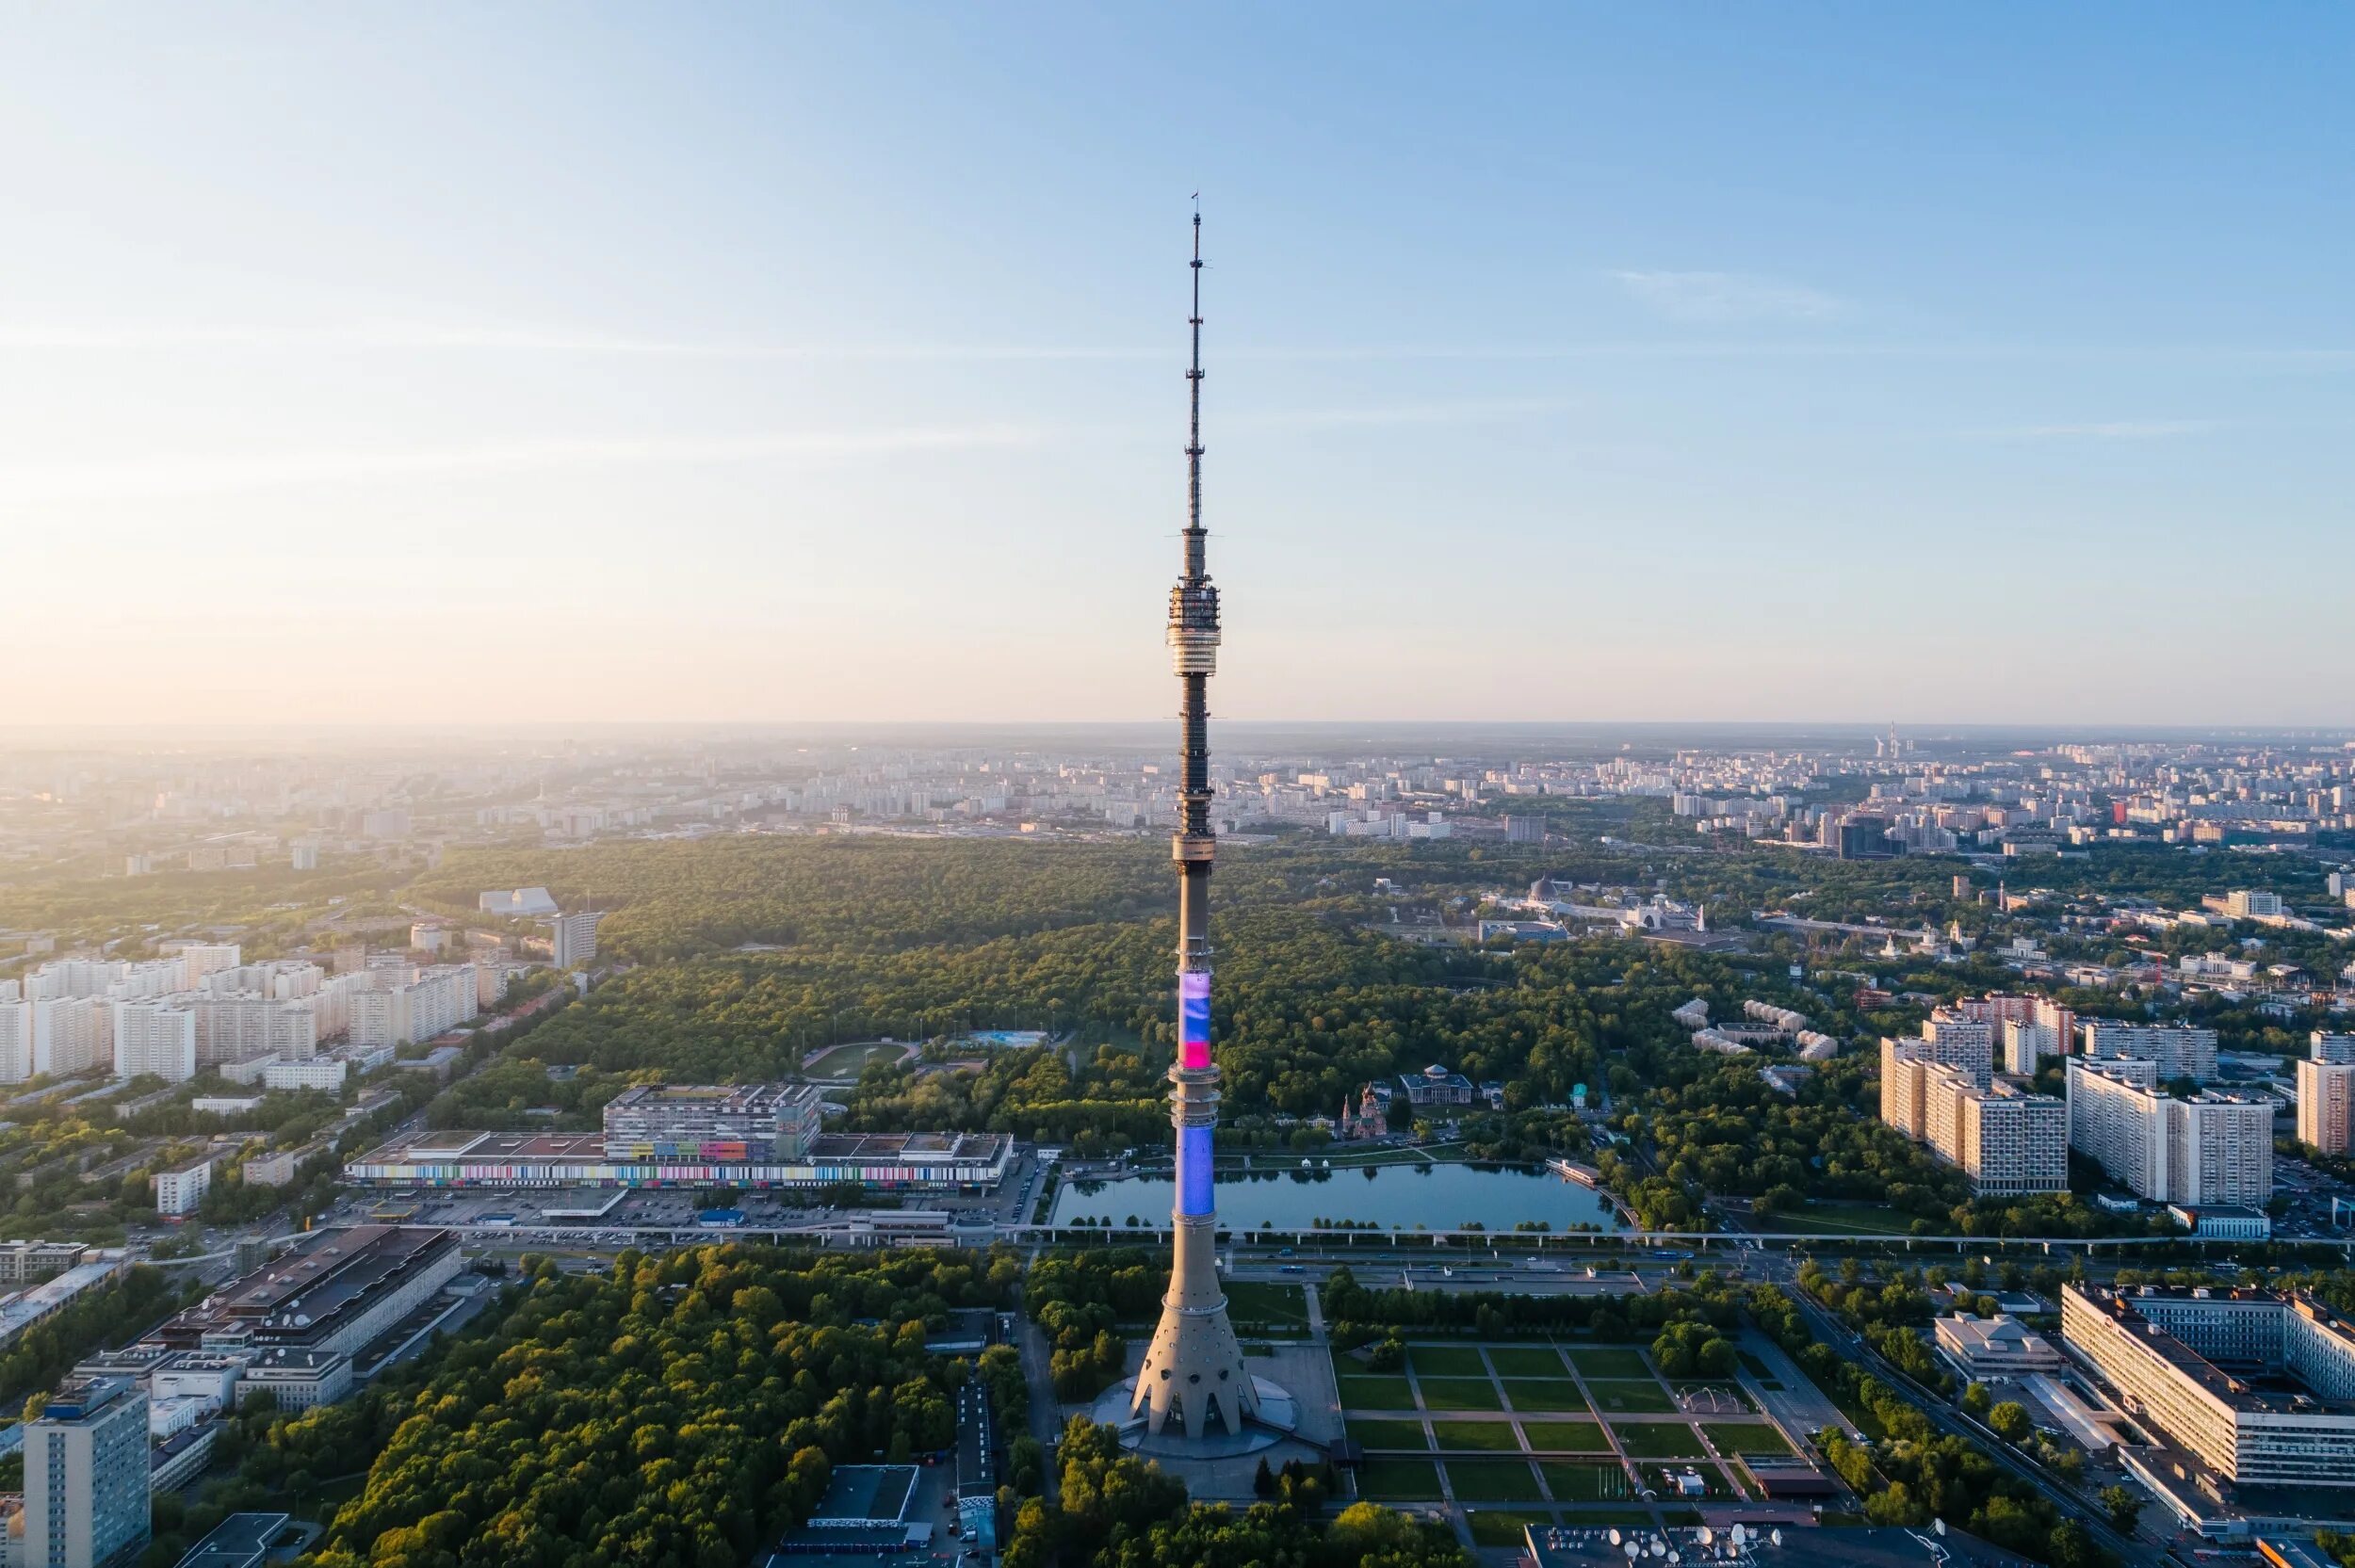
[1133, 208, 1256, 1440]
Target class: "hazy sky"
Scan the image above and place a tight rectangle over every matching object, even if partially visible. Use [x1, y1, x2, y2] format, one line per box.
[5, 6, 2352, 727]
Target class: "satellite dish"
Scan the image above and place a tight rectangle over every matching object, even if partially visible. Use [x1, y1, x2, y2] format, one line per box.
[1669, 1554, 1681, 1565]
[1698, 1528, 1715, 1547]
[1625, 1544, 1640, 1562]
[1730, 1525, 1746, 1547]
[1771, 1529, 1784, 1547]
[1934, 1519, 1948, 1536]
[1610, 1531, 1624, 1547]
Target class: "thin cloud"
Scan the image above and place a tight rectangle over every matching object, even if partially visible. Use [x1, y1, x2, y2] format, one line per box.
[0, 424, 1050, 502]
[1611, 269, 1843, 323]
[8, 319, 2355, 367]
[1960, 418, 2221, 442]
[0, 321, 1152, 360]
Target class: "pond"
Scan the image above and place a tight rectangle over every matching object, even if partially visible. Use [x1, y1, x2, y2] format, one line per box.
[1048, 1159, 1623, 1233]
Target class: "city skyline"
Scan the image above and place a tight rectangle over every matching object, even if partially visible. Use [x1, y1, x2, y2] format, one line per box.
[7, 6, 2355, 726]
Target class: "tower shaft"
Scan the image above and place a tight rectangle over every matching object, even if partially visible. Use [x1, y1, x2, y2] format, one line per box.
[1132, 211, 1255, 1440]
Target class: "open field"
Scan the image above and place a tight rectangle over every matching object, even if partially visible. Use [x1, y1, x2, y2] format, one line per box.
[1612, 1422, 1708, 1459]
[1408, 1345, 1490, 1377]
[1487, 1346, 1569, 1377]
[1520, 1419, 1607, 1451]
[1357, 1459, 1444, 1501]
[1222, 1281, 1309, 1327]
[1346, 1418, 1430, 1448]
[1336, 1373, 1417, 1409]
[1541, 1461, 1636, 1501]
[1502, 1379, 1587, 1413]
[1585, 1381, 1675, 1414]
[1791, 1200, 1916, 1236]
[1566, 1348, 1652, 1379]
[1447, 1460, 1546, 1501]
[802, 1041, 909, 1076]
[1467, 1511, 1545, 1547]
[1704, 1421, 1794, 1456]
[1430, 1419, 1525, 1452]
[1418, 1376, 1505, 1411]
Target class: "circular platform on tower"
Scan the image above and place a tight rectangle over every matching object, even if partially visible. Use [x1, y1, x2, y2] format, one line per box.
[1090, 1373, 1300, 1458]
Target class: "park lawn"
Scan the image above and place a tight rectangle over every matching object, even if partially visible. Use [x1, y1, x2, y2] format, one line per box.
[1347, 1417, 1431, 1449]
[1521, 1420, 1608, 1452]
[1408, 1345, 1491, 1377]
[1429, 1419, 1525, 1452]
[1585, 1381, 1676, 1414]
[1541, 1461, 1633, 1502]
[1337, 1374, 1418, 1410]
[1567, 1347, 1653, 1379]
[1486, 1346, 1569, 1377]
[1417, 1377, 1505, 1412]
[1357, 1459, 1444, 1501]
[1793, 1200, 1915, 1236]
[1445, 1460, 1547, 1502]
[1611, 1422, 1708, 1459]
[1703, 1422, 1794, 1457]
[1467, 1510, 1548, 1548]
[1502, 1379, 1588, 1414]
[1223, 1281, 1308, 1327]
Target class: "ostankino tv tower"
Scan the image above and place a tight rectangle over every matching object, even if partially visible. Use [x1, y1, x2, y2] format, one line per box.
[1129, 209, 1257, 1440]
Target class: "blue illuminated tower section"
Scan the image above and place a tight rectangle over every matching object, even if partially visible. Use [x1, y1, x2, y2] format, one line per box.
[1131, 211, 1257, 1440]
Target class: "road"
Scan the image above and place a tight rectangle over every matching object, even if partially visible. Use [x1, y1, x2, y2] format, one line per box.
[1745, 1239, 2158, 1563]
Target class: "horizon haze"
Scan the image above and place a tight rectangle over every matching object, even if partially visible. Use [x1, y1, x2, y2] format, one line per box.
[7, 5, 2353, 729]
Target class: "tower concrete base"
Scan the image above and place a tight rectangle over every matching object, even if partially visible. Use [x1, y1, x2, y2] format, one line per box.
[1092, 1373, 1299, 1458]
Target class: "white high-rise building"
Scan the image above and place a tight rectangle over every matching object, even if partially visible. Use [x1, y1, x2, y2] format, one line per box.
[0, 980, 30, 1083]
[2312, 1032, 2355, 1067]
[2080, 1021, 2219, 1083]
[2068, 1059, 2271, 1205]
[33, 996, 110, 1077]
[351, 964, 479, 1049]
[24, 1376, 151, 1568]
[2298, 1058, 2355, 1156]
[551, 911, 603, 971]
[1880, 1042, 2065, 1195]
[112, 1001, 197, 1083]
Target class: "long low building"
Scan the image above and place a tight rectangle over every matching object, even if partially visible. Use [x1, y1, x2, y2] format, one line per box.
[343, 1128, 1013, 1191]
[163, 1225, 463, 1360]
[2061, 1283, 2355, 1489]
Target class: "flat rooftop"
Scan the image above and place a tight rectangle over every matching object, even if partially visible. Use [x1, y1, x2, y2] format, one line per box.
[210, 1225, 450, 1326]
[353, 1129, 1008, 1164]
[2071, 1284, 2355, 1415]
[809, 1463, 916, 1525]
[175, 1511, 293, 1568]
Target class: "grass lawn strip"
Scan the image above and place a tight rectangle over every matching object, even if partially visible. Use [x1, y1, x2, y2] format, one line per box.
[1429, 1418, 1525, 1452]
[1540, 1461, 1634, 1502]
[1520, 1419, 1608, 1451]
[1416, 1376, 1505, 1412]
[1584, 1380, 1676, 1414]
[1486, 1346, 1569, 1377]
[1346, 1417, 1432, 1449]
[1566, 1347, 1652, 1379]
[1467, 1511, 1547, 1548]
[1500, 1379, 1588, 1414]
[1701, 1421, 1794, 1457]
[1336, 1374, 1418, 1409]
[1357, 1458, 1443, 1501]
[1611, 1421, 1708, 1459]
[1407, 1345, 1490, 1377]
[1444, 1460, 1547, 1502]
